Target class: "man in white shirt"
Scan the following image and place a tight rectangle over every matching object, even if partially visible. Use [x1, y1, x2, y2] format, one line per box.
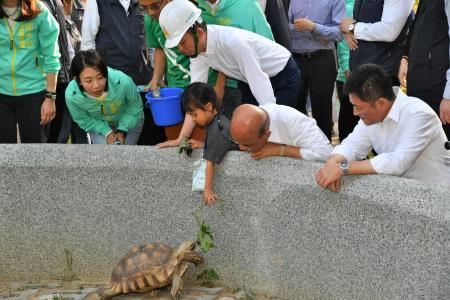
[229, 104, 332, 162]
[159, 0, 300, 108]
[316, 64, 450, 192]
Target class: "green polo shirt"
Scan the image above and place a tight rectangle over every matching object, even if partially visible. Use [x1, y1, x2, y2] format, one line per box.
[144, 15, 191, 88]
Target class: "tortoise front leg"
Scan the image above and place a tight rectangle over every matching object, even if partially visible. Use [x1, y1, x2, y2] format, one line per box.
[170, 263, 188, 299]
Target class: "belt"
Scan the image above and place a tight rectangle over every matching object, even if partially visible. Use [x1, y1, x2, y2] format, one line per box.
[293, 49, 331, 60]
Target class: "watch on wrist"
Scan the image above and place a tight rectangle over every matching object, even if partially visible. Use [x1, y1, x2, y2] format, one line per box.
[45, 90, 57, 101]
[348, 22, 356, 34]
[340, 159, 349, 176]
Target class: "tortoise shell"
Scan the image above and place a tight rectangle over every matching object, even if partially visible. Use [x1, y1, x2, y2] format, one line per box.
[107, 243, 183, 294]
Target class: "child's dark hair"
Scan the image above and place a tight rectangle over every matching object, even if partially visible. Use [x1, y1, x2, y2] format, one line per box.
[182, 82, 219, 113]
[71, 49, 109, 93]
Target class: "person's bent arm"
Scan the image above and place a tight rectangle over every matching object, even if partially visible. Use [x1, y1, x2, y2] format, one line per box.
[148, 48, 166, 90]
[369, 112, 437, 176]
[354, 0, 414, 42]
[155, 114, 196, 148]
[203, 160, 218, 206]
[81, 0, 100, 50]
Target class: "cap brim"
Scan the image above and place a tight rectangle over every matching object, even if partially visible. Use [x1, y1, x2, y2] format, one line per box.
[165, 34, 184, 49]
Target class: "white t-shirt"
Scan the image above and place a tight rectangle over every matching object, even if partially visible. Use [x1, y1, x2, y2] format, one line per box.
[260, 104, 333, 162]
[190, 25, 291, 105]
[333, 88, 450, 186]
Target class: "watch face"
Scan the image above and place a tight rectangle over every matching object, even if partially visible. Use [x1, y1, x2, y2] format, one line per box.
[341, 160, 349, 169]
[349, 24, 355, 32]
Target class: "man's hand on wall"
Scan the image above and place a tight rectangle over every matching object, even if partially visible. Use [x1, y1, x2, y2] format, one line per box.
[315, 160, 344, 192]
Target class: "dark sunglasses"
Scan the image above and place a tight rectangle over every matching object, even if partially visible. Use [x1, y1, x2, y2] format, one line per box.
[139, 0, 163, 11]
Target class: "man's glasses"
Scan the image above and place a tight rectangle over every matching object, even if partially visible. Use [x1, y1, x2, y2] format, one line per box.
[139, 0, 163, 11]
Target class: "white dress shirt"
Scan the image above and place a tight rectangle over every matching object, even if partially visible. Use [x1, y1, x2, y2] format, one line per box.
[190, 25, 291, 105]
[260, 104, 333, 162]
[354, 0, 414, 42]
[333, 88, 450, 186]
[81, 0, 131, 50]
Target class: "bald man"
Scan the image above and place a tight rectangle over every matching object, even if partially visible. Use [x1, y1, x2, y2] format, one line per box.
[230, 104, 332, 161]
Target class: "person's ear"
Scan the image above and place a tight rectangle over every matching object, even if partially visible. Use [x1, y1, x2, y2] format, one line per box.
[376, 97, 389, 109]
[205, 102, 213, 112]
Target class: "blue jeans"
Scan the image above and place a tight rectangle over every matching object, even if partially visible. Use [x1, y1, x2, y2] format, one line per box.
[238, 56, 301, 108]
[89, 117, 144, 145]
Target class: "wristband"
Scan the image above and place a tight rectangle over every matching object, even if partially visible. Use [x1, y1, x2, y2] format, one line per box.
[45, 90, 57, 100]
[401, 55, 409, 61]
[279, 144, 286, 156]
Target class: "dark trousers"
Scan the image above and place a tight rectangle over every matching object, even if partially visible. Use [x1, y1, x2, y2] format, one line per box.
[221, 87, 242, 120]
[336, 80, 359, 142]
[138, 92, 166, 145]
[48, 82, 88, 144]
[0, 91, 48, 143]
[294, 49, 336, 140]
[238, 56, 300, 108]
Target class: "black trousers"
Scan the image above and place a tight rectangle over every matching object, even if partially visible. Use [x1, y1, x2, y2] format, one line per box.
[336, 80, 359, 142]
[0, 91, 48, 143]
[138, 92, 166, 146]
[294, 49, 336, 141]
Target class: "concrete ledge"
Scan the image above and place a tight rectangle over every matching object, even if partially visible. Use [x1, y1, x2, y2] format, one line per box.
[0, 144, 449, 299]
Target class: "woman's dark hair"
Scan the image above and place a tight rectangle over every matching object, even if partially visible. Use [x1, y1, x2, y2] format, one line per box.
[0, 0, 42, 21]
[70, 49, 109, 93]
[182, 82, 218, 113]
[344, 64, 396, 104]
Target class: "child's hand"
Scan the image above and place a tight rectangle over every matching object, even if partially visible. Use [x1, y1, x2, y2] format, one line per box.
[189, 139, 204, 149]
[203, 189, 218, 206]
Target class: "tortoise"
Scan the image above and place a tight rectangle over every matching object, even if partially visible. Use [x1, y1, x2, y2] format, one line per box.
[97, 241, 204, 299]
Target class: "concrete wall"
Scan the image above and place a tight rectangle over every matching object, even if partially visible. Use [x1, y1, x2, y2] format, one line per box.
[0, 144, 449, 299]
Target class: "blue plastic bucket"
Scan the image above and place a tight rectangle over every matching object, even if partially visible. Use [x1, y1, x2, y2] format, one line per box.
[145, 88, 184, 126]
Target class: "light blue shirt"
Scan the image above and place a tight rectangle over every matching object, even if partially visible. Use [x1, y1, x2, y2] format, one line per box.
[288, 0, 345, 53]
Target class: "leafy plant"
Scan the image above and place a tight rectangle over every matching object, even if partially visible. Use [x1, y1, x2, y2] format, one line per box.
[52, 295, 65, 300]
[197, 221, 215, 253]
[196, 268, 220, 287]
[193, 203, 215, 253]
[177, 137, 193, 157]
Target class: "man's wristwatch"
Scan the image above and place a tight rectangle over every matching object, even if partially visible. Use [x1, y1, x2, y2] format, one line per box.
[348, 22, 356, 34]
[45, 90, 57, 101]
[340, 159, 350, 176]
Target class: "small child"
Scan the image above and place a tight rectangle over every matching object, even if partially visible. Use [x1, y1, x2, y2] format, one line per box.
[182, 82, 238, 205]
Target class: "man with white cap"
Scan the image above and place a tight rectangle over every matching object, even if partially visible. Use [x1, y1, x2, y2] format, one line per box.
[159, 0, 300, 108]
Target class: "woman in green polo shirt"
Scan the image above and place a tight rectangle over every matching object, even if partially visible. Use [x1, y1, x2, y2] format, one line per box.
[65, 50, 144, 145]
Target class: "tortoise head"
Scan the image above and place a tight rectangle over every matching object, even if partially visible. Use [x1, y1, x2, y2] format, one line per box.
[177, 241, 204, 266]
